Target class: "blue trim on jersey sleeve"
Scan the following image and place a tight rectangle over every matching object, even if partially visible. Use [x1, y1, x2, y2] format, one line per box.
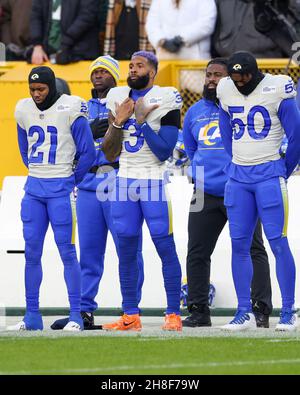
[71, 116, 96, 184]
[219, 106, 233, 157]
[17, 124, 28, 168]
[278, 98, 300, 178]
[140, 122, 178, 162]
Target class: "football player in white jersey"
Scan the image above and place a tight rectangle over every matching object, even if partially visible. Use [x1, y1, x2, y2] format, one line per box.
[217, 51, 300, 331]
[8, 66, 95, 331]
[51, 56, 144, 331]
[102, 51, 183, 331]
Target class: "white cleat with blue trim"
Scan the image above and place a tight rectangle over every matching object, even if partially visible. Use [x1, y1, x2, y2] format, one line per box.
[63, 321, 82, 332]
[221, 311, 256, 331]
[6, 321, 27, 331]
[275, 310, 298, 332]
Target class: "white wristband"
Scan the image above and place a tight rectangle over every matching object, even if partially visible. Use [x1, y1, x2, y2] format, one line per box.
[112, 122, 123, 129]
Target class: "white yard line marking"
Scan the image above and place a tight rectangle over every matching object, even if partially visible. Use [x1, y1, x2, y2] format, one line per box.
[266, 339, 300, 343]
[1, 358, 300, 375]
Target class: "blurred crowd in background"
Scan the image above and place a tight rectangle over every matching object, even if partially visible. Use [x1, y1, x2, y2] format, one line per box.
[1, 0, 300, 66]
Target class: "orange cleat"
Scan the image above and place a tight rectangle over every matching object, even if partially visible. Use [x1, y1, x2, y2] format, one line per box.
[162, 313, 182, 331]
[102, 314, 142, 331]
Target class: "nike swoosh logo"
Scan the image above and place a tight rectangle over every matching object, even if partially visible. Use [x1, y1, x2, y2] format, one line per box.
[124, 321, 135, 327]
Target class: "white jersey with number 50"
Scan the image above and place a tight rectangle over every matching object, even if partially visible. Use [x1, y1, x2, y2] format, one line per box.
[15, 94, 88, 178]
[106, 85, 182, 179]
[217, 74, 296, 166]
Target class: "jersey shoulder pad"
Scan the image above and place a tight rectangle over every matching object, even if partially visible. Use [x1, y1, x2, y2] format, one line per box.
[63, 95, 89, 125]
[15, 98, 31, 127]
[271, 74, 297, 100]
[158, 86, 183, 110]
[216, 77, 232, 101]
[68, 95, 88, 116]
[106, 86, 131, 115]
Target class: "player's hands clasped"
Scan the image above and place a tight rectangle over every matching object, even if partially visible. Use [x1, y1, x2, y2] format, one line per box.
[134, 98, 159, 124]
[114, 98, 135, 127]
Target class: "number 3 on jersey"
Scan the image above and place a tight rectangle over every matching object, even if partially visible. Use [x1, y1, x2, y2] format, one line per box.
[28, 125, 58, 164]
[123, 119, 144, 153]
[228, 105, 271, 140]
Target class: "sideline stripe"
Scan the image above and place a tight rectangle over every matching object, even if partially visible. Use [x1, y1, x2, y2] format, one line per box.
[70, 192, 77, 245]
[279, 177, 289, 237]
[1, 358, 300, 375]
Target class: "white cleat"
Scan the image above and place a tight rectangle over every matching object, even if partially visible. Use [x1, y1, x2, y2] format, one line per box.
[63, 321, 82, 332]
[6, 321, 27, 331]
[221, 311, 256, 331]
[276, 311, 298, 332]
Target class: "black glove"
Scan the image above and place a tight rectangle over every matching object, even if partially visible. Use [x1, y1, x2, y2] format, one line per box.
[90, 118, 109, 139]
[56, 48, 72, 65]
[161, 36, 184, 53]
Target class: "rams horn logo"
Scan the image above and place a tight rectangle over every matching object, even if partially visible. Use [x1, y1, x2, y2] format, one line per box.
[31, 74, 39, 80]
[233, 64, 242, 71]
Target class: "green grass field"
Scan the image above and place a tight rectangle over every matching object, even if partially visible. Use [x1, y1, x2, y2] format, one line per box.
[1, 336, 300, 375]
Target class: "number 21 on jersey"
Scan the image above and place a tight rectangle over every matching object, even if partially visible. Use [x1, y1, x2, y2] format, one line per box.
[28, 125, 58, 164]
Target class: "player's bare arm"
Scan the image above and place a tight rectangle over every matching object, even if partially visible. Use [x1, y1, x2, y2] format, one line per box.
[134, 97, 159, 124]
[103, 98, 135, 162]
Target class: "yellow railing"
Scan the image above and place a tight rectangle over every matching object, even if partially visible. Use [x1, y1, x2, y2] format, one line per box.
[0, 59, 299, 188]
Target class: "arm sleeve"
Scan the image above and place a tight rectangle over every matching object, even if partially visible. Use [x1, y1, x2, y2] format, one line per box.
[71, 117, 96, 184]
[278, 98, 300, 178]
[219, 106, 233, 157]
[17, 124, 28, 168]
[141, 123, 179, 162]
[182, 109, 197, 160]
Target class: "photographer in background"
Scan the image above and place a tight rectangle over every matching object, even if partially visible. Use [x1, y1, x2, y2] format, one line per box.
[252, 0, 300, 57]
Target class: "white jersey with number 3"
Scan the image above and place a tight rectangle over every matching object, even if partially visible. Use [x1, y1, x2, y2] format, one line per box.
[15, 94, 88, 178]
[106, 85, 183, 179]
[217, 74, 296, 166]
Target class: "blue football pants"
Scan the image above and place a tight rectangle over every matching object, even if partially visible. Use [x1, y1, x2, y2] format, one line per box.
[76, 188, 144, 312]
[224, 176, 295, 311]
[111, 180, 182, 315]
[21, 192, 81, 314]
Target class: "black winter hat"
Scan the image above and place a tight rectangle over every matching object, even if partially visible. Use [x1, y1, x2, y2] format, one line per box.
[28, 66, 60, 111]
[28, 66, 56, 86]
[227, 51, 258, 75]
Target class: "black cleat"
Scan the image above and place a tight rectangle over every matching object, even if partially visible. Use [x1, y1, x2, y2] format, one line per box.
[182, 304, 211, 327]
[252, 301, 271, 328]
[51, 317, 68, 330]
[253, 312, 269, 328]
[81, 312, 102, 330]
[51, 312, 102, 330]
[81, 312, 94, 329]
